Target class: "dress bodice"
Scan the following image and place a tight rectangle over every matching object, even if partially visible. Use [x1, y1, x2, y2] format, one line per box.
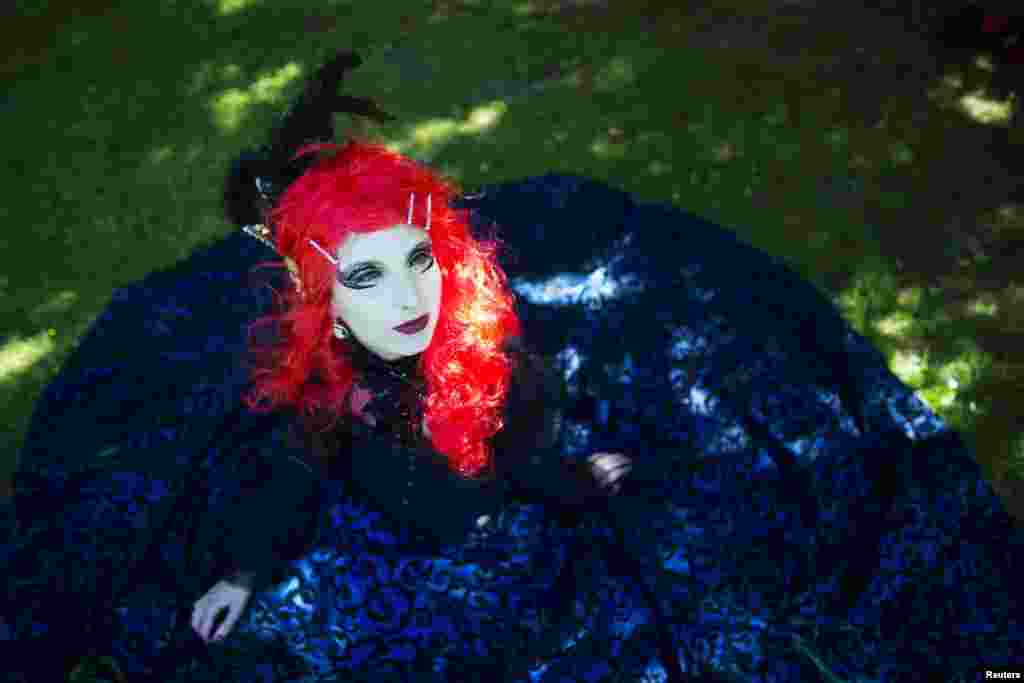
[219, 335, 600, 592]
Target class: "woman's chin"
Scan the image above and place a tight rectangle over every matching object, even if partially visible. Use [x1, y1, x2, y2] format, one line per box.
[378, 335, 431, 360]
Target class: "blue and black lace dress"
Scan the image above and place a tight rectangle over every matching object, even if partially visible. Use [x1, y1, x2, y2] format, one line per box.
[3, 174, 1023, 682]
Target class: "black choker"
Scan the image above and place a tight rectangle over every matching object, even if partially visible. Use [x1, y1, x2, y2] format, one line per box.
[343, 334, 423, 386]
[359, 352, 424, 392]
[343, 342, 427, 439]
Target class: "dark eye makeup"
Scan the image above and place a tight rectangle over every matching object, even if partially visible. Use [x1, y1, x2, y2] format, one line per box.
[340, 242, 434, 290]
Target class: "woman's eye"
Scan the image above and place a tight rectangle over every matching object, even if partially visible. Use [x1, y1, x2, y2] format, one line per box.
[347, 270, 379, 287]
[411, 251, 434, 271]
[342, 251, 431, 289]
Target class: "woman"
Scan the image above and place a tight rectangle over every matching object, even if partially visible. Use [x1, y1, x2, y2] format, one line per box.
[4, 52, 1023, 682]
[2, 52, 643, 683]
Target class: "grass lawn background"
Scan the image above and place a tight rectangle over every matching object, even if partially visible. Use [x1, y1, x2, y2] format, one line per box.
[2, 0, 1023, 531]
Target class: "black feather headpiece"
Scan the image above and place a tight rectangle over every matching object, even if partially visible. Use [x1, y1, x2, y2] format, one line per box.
[223, 51, 395, 241]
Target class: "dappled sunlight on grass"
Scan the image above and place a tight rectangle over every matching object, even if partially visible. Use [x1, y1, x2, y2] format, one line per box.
[967, 295, 999, 318]
[896, 286, 921, 308]
[209, 62, 304, 133]
[589, 132, 628, 159]
[591, 56, 636, 92]
[216, 0, 259, 16]
[189, 62, 244, 97]
[647, 160, 671, 176]
[936, 352, 984, 393]
[834, 268, 895, 332]
[889, 141, 914, 165]
[959, 90, 1017, 125]
[1007, 285, 1024, 311]
[149, 145, 176, 164]
[712, 141, 738, 162]
[890, 349, 927, 387]
[0, 332, 56, 384]
[974, 55, 996, 73]
[894, 341, 992, 422]
[925, 55, 1019, 127]
[996, 204, 1018, 222]
[834, 265, 998, 433]
[32, 290, 79, 317]
[919, 349, 989, 412]
[511, 1, 546, 15]
[393, 102, 507, 157]
[1009, 435, 1024, 479]
[872, 311, 914, 338]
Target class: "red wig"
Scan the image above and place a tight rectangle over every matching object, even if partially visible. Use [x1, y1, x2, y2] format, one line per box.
[242, 139, 521, 478]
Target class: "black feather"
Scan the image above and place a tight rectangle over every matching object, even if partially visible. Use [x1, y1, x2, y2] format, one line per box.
[223, 51, 396, 233]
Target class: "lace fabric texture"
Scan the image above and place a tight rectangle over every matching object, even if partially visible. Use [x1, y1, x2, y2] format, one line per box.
[3, 174, 1022, 682]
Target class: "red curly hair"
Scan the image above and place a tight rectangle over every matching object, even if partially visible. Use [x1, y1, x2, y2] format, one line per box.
[243, 139, 521, 478]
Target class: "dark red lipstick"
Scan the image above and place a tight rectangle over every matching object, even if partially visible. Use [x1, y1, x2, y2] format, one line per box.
[394, 314, 429, 334]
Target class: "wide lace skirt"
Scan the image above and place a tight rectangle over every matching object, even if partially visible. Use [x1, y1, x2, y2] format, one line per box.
[4, 175, 1022, 682]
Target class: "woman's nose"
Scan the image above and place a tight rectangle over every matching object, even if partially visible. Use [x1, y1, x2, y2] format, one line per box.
[393, 274, 421, 310]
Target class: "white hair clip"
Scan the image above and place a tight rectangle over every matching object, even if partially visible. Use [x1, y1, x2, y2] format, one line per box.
[407, 192, 432, 231]
[304, 193, 432, 267]
[308, 239, 338, 266]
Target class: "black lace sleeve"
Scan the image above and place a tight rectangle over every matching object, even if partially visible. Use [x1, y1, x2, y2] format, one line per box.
[216, 412, 325, 593]
[491, 338, 597, 514]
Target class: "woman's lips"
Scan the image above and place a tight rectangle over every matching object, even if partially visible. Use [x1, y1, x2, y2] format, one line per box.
[394, 314, 429, 334]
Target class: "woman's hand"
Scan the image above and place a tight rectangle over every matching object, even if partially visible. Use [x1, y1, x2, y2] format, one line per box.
[557, 452, 634, 520]
[586, 452, 633, 496]
[191, 579, 252, 644]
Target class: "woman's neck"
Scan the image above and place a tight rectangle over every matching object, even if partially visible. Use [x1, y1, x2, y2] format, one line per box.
[342, 341, 426, 438]
[346, 337, 422, 384]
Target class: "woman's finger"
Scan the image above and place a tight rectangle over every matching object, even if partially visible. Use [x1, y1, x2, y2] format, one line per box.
[191, 604, 204, 639]
[207, 605, 227, 641]
[596, 456, 630, 476]
[200, 604, 223, 641]
[200, 605, 213, 641]
[606, 459, 632, 481]
[589, 452, 629, 468]
[214, 613, 234, 641]
[589, 453, 632, 489]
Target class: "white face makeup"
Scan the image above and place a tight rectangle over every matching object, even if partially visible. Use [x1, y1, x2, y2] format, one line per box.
[331, 224, 442, 361]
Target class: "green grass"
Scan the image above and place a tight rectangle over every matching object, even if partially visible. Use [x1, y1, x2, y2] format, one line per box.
[2, 1, 1022, 676]
[4, 0, 1022, 491]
